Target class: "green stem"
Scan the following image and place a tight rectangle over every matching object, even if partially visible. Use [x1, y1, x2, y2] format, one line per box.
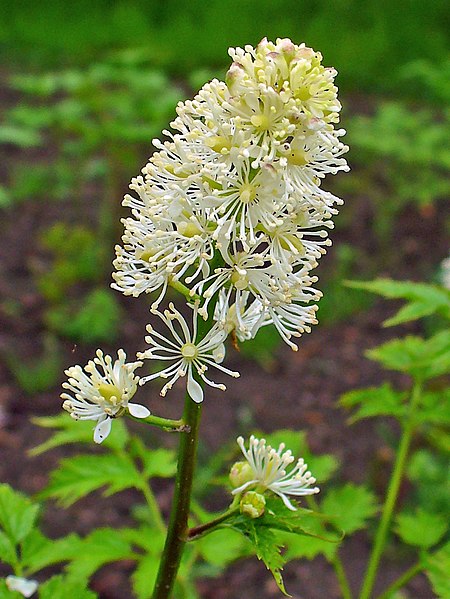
[359, 380, 422, 599]
[140, 480, 166, 534]
[376, 562, 422, 599]
[307, 496, 353, 599]
[187, 508, 239, 541]
[331, 554, 353, 599]
[151, 392, 202, 599]
[128, 412, 188, 432]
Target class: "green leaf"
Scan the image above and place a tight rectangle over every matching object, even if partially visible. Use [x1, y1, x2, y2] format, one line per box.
[321, 484, 378, 535]
[39, 575, 97, 599]
[31, 413, 129, 455]
[416, 389, 450, 427]
[197, 528, 249, 568]
[246, 523, 289, 596]
[129, 438, 177, 479]
[281, 530, 336, 561]
[0, 484, 39, 545]
[395, 509, 448, 549]
[66, 528, 134, 581]
[22, 532, 82, 573]
[0, 530, 16, 566]
[131, 554, 159, 599]
[345, 279, 450, 325]
[340, 383, 406, 422]
[0, 125, 42, 147]
[38, 453, 142, 507]
[367, 331, 450, 380]
[422, 542, 450, 598]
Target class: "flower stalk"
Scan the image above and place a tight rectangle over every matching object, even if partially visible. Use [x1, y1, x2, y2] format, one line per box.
[359, 380, 423, 599]
[151, 390, 202, 599]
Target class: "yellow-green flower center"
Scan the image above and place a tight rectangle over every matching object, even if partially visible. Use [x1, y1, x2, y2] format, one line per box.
[287, 149, 309, 166]
[98, 383, 122, 404]
[177, 221, 202, 238]
[250, 113, 271, 131]
[239, 183, 258, 204]
[181, 342, 198, 359]
[205, 135, 232, 153]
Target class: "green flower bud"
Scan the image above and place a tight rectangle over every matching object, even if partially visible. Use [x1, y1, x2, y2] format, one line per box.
[229, 461, 254, 489]
[240, 491, 266, 519]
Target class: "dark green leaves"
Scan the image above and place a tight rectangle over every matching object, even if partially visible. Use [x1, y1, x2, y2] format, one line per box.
[321, 484, 378, 535]
[340, 383, 406, 422]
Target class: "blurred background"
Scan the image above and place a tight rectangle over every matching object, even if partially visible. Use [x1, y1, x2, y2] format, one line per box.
[0, 1, 449, 598]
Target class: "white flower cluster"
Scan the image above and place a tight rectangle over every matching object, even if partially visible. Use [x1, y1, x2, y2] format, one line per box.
[231, 435, 319, 511]
[113, 38, 348, 353]
[62, 349, 149, 443]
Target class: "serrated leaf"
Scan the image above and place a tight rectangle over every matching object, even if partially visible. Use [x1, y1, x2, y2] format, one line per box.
[0, 485, 39, 545]
[340, 383, 406, 422]
[197, 528, 249, 568]
[321, 484, 378, 535]
[39, 575, 97, 599]
[119, 526, 165, 555]
[395, 509, 448, 549]
[38, 453, 142, 507]
[281, 529, 337, 561]
[31, 413, 129, 455]
[131, 554, 159, 599]
[345, 279, 450, 324]
[23, 532, 82, 573]
[367, 331, 450, 380]
[246, 523, 289, 596]
[65, 528, 134, 581]
[422, 542, 450, 598]
[261, 430, 339, 482]
[129, 438, 177, 479]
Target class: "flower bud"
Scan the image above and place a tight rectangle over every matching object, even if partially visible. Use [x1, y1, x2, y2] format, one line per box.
[240, 491, 266, 518]
[229, 461, 253, 488]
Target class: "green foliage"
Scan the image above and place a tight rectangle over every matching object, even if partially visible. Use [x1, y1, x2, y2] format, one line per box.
[346, 102, 450, 240]
[321, 484, 378, 535]
[3, 334, 63, 394]
[31, 413, 129, 455]
[46, 288, 122, 343]
[38, 575, 98, 599]
[407, 450, 450, 516]
[395, 508, 448, 549]
[0, 484, 39, 546]
[340, 383, 406, 422]
[422, 542, 450, 598]
[38, 453, 144, 507]
[346, 279, 450, 326]
[238, 325, 282, 370]
[197, 528, 249, 568]
[366, 331, 450, 380]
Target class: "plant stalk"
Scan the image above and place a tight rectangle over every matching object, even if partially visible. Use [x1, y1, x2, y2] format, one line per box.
[151, 391, 202, 599]
[359, 380, 422, 599]
[187, 508, 239, 541]
[376, 562, 422, 599]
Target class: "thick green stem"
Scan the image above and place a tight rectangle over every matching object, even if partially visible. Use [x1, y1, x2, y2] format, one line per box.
[376, 562, 422, 599]
[151, 392, 202, 599]
[359, 380, 422, 599]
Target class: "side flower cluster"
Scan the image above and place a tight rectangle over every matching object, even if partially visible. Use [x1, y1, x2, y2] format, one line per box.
[113, 38, 348, 354]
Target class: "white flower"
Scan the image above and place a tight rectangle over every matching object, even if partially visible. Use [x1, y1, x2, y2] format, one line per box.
[231, 435, 320, 510]
[6, 576, 38, 597]
[61, 349, 149, 443]
[137, 303, 240, 402]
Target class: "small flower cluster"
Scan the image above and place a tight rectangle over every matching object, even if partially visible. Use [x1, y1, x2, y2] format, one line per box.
[230, 435, 319, 511]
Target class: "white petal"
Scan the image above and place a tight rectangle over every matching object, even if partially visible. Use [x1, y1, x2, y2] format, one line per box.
[128, 403, 151, 418]
[94, 417, 112, 443]
[6, 576, 38, 597]
[187, 369, 204, 403]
